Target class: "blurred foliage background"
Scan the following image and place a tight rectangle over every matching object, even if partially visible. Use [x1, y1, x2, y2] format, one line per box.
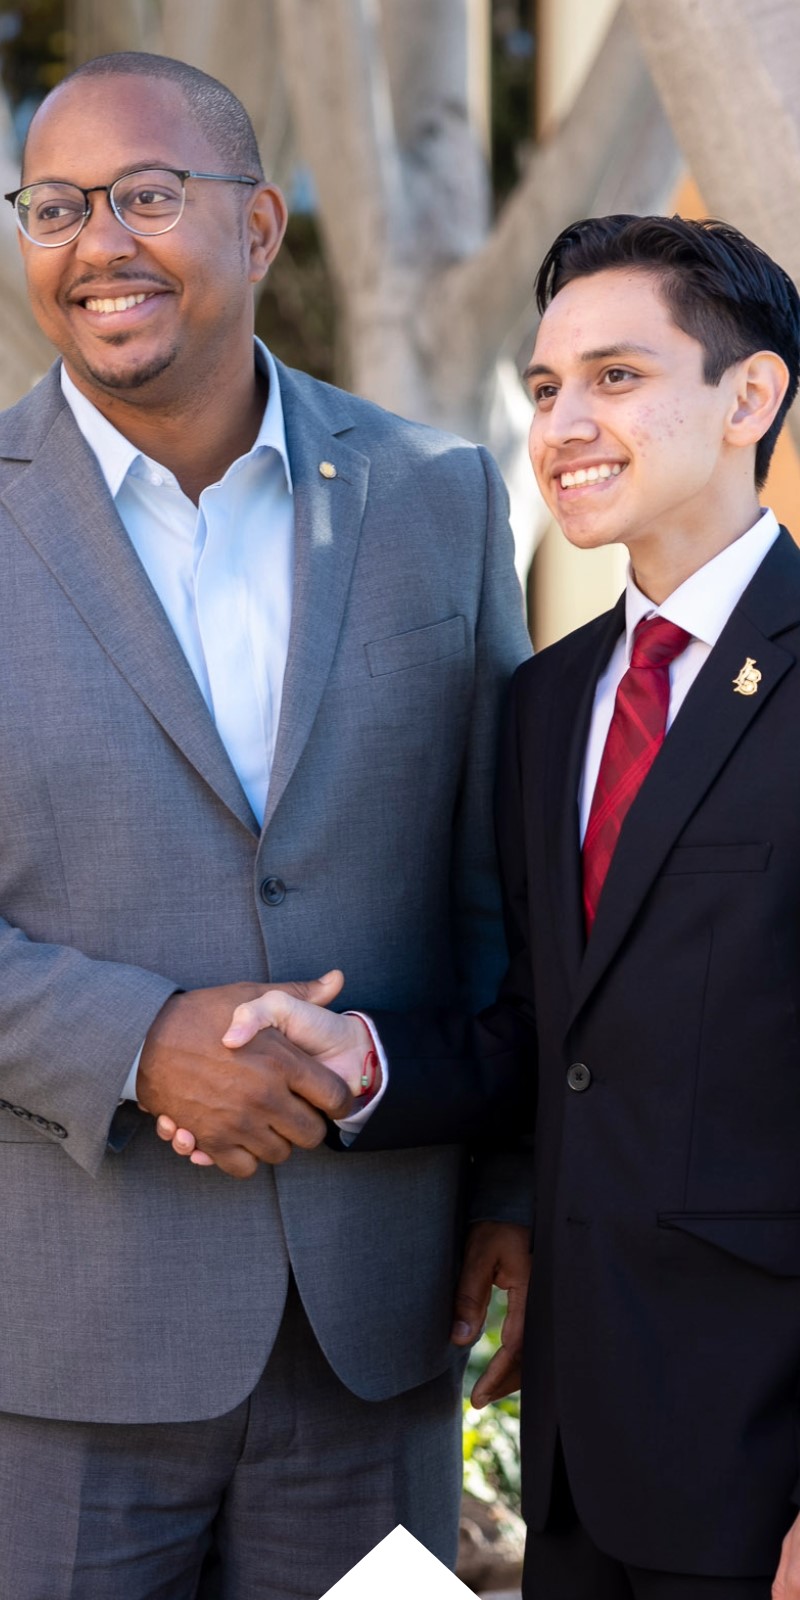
[465, 1298, 521, 1512]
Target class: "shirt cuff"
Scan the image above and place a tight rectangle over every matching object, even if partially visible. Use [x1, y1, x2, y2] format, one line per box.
[334, 1012, 389, 1135]
[120, 1043, 145, 1102]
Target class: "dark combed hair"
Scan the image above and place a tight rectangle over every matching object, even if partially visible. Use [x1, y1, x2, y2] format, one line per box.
[534, 214, 800, 489]
[52, 52, 264, 180]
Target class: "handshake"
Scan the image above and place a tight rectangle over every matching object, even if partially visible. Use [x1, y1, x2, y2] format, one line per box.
[137, 971, 380, 1180]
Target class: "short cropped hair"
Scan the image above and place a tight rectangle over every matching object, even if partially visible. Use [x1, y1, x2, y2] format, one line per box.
[534, 215, 800, 489]
[44, 52, 264, 180]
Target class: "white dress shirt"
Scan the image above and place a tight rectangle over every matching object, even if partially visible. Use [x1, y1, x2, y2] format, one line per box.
[579, 508, 780, 841]
[61, 344, 386, 1129]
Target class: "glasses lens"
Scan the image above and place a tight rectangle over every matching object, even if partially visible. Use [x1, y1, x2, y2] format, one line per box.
[17, 183, 86, 243]
[111, 169, 184, 234]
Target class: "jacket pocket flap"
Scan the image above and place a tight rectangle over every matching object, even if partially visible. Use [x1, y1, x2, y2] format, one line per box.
[660, 843, 771, 876]
[658, 1211, 800, 1276]
[365, 615, 466, 677]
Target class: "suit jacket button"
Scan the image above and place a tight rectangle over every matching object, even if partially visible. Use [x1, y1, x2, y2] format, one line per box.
[260, 876, 286, 906]
[567, 1062, 591, 1092]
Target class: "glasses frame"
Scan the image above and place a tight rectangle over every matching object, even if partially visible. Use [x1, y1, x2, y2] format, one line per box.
[4, 167, 259, 248]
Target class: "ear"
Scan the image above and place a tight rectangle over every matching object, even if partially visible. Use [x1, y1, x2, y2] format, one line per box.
[246, 182, 288, 285]
[724, 350, 789, 452]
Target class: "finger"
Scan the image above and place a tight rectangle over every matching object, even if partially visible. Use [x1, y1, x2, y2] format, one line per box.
[471, 1346, 522, 1408]
[500, 1284, 528, 1361]
[156, 1114, 179, 1142]
[171, 1128, 197, 1156]
[189, 1150, 216, 1167]
[286, 1059, 354, 1123]
[262, 1084, 344, 1147]
[451, 1261, 494, 1343]
[205, 1144, 261, 1179]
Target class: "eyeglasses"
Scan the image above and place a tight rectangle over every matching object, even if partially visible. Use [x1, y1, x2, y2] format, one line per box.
[4, 167, 259, 248]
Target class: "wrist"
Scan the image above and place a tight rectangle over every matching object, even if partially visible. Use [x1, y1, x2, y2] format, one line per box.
[344, 1013, 382, 1105]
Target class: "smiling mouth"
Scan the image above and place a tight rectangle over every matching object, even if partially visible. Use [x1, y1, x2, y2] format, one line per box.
[558, 463, 625, 489]
[81, 292, 158, 314]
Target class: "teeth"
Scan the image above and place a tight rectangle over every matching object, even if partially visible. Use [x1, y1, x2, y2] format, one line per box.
[84, 293, 149, 314]
[559, 463, 623, 489]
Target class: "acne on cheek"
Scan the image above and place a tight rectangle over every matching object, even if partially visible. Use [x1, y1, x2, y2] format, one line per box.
[632, 403, 685, 443]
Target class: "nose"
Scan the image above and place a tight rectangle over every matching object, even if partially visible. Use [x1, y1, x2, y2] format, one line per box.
[73, 194, 138, 266]
[537, 383, 599, 449]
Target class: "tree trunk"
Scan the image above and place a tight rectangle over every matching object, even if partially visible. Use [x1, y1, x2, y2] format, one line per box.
[274, 0, 679, 565]
[0, 90, 58, 406]
[625, 0, 800, 447]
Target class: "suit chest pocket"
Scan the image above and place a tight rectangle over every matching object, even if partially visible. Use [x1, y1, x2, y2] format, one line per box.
[364, 615, 467, 677]
[660, 842, 771, 875]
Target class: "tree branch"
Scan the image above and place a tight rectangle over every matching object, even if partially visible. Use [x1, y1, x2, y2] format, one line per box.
[625, 0, 800, 452]
[380, 0, 490, 263]
[426, 4, 680, 379]
[160, 0, 294, 185]
[273, 0, 406, 296]
[0, 90, 56, 405]
[66, 0, 161, 59]
[626, 0, 800, 279]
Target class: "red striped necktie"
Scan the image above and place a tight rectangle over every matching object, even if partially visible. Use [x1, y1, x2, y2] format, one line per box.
[582, 615, 692, 933]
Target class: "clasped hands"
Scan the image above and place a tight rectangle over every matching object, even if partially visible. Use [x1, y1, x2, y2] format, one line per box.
[137, 969, 372, 1181]
[138, 974, 531, 1407]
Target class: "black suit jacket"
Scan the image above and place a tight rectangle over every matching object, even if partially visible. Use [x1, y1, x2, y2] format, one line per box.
[360, 527, 800, 1577]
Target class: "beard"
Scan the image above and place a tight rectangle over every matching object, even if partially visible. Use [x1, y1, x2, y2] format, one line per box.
[81, 338, 179, 393]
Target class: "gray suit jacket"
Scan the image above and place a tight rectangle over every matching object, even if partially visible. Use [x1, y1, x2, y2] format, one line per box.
[0, 359, 530, 1423]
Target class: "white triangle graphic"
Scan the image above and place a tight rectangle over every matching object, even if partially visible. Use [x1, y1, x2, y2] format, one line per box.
[319, 1524, 475, 1598]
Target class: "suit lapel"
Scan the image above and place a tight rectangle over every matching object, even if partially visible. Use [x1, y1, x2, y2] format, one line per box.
[1, 382, 259, 835]
[570, 530, 800, 1023]
[545, 599, 625, 991]
[263, 363, 368, 830]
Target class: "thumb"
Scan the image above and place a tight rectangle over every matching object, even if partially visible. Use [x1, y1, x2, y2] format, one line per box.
[221, 972, 343, 1049]
[281, 969, 344, 1007]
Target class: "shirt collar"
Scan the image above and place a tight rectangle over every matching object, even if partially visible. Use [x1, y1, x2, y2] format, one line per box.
[623, 508, 780, 658]
[60, 336, 292, 499]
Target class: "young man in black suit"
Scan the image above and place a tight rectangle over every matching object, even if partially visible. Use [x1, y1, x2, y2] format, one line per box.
[165, 216, 800, 1599]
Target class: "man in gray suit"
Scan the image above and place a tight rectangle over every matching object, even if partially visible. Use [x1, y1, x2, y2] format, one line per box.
[0, 50, 531, 1599]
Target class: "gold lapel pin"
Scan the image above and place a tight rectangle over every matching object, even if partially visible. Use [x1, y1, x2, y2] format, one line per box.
[732, 657, 762, 696]
[319, 461, 337, 479]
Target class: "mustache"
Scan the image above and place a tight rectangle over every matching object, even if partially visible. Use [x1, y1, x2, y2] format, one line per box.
[66, 271, 172, 297]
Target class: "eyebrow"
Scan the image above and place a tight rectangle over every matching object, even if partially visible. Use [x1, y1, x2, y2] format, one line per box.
[523, 342, 660, 382]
